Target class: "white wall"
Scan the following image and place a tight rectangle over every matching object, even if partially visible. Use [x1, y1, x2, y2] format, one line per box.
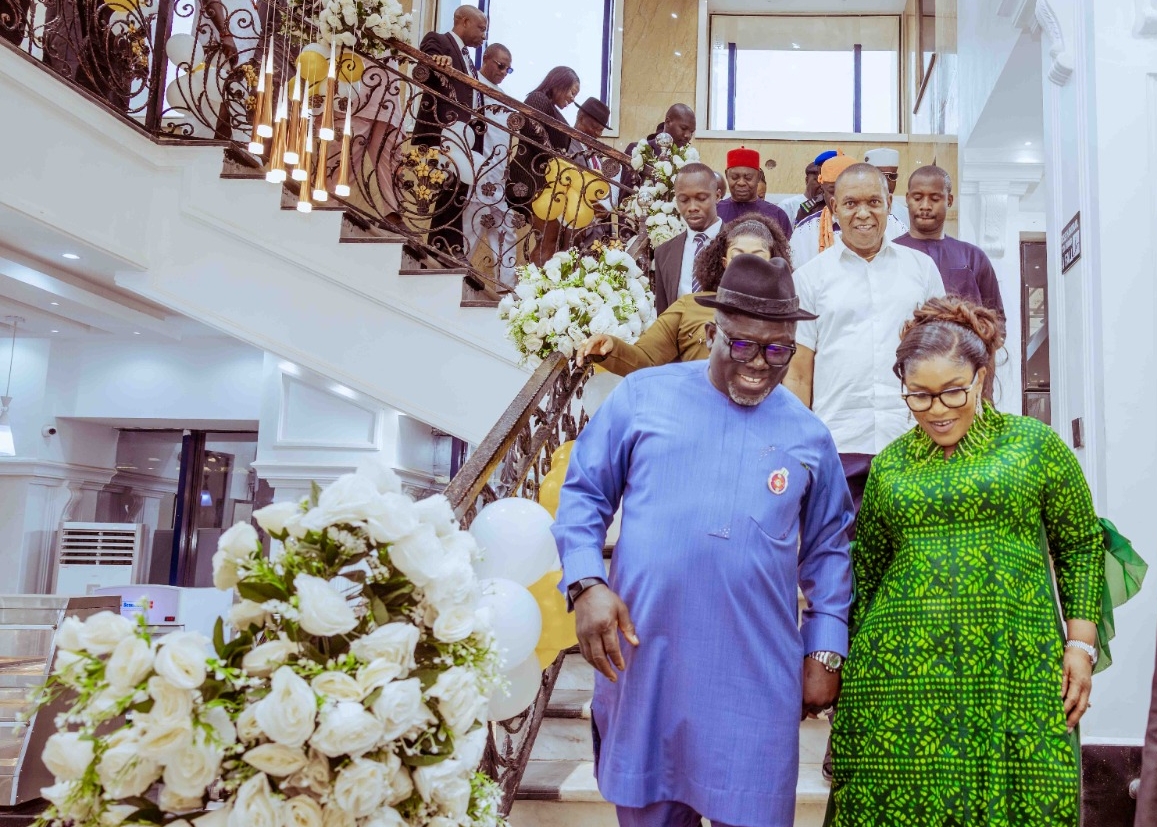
[957, 0, 1026, 146]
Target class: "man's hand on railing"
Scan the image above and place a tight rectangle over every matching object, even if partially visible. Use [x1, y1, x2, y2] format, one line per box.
[576, 334, 614, 367]
[430, 54, 453, 69]
[574, 583, 639, 683]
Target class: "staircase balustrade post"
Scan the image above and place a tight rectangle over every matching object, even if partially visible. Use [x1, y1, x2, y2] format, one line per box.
[143, 0, 173, 135]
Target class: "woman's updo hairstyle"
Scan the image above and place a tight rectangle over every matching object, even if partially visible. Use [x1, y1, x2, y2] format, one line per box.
[893, 297, 1006, 385]
[692, 214, 791, 293]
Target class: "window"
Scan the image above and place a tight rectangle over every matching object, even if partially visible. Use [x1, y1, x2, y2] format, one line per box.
[708, 15, 900, 134]
[436, 0, 618, 125]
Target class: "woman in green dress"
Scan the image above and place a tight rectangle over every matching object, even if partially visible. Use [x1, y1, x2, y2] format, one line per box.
[830, 297, 1104, 827]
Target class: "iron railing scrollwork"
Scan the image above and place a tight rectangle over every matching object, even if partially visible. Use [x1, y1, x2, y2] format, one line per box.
[445, 351, 596, 815]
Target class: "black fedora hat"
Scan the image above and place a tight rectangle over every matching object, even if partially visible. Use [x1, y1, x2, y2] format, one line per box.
[695, 255, 817, 322]
[577, 97, 611, 130]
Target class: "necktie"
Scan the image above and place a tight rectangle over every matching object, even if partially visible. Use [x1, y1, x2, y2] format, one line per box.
[690, 232, 708, 292]
[461, 46, 479, 106]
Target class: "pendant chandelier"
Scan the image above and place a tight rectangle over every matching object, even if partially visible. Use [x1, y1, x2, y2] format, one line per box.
[247, 32, 352, 213]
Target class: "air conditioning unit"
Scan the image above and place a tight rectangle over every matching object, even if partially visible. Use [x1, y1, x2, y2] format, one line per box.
[52, 522, 146, 595]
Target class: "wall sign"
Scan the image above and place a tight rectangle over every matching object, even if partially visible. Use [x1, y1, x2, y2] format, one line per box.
[1061, 212, 1081, 273]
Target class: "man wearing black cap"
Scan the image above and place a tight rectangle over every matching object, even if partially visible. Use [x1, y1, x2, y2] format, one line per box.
[554, 255, 853, 827]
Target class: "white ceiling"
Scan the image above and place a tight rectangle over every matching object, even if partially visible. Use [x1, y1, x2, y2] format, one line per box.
[709, 0, 908, 13]
[965, 32, 1044, 154]
[0, 205, 221, 341]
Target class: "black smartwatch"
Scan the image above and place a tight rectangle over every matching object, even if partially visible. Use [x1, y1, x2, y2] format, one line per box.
[566, 577, 606, 604]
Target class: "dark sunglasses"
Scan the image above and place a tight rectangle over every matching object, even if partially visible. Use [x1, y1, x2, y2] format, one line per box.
[487, 59, 513, 75]
[711, 326, 797, 366]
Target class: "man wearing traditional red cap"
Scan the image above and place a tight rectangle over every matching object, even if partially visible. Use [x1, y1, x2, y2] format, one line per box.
[717, 147, 793, 239]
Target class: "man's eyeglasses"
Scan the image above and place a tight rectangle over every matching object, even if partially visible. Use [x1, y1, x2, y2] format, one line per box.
[881, 171, 899, 182]
[487, 59, 514, 75]
[711, 326, 796, 366]
[902, 374, 978, 412]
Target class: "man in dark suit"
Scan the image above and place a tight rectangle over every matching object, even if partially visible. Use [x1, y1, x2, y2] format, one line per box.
[413, 6, 488, 262]
[623, 104, 696, 189]
[651, 162, 721, 314]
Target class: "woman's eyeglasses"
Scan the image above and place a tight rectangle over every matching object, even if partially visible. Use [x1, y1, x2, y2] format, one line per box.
[902, 374, 978, 412]
[711, 327, 797, 366]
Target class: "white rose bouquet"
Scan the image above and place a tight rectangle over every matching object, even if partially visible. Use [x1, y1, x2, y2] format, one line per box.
[28, 462, 507, 827]
[497, 242, 657, 367]
[623, 132, 700, 247]
[284, 0, 412, 58]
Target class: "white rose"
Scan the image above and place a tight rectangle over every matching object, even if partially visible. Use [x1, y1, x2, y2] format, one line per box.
[365, 493, 422, 545]
[153, 631, 208, 690]
[389, 524, 453, 587]
[356, 658, 404, 693]
[349, 623, 419, 669]
[160, 787, 205, 813]
[427, 667, 486, 735]
[105, 635, 154, 692]
[321, 805, 355, 827]
[361, 809, 407, 827]
[228, 599, 268, 630]
[331, 758, 387, 817]
[235, 704, 264, 742]
[79, 611, 134, 655]
[413, 495, 458, 538]
[56, 616, 84, 651]
[413, 758, 471, 819]
[253, 501, 302, 535]
[310, 671, 363, 701]
[137, 714, 193, 762]
[256, 666, 317, 748]
[432, 602, 476, 643]
[281, 795, 323, 827]
[49, 650, 84, 689]
[218, 522, 259, 563]
[227, 773, 278, 827]
[286, 748, 331, 795]
[294, 574, 358, 637]
[310, 701, 384, 757]
[452, 726, 488, 771]
[377, 749, 414, 806]
[96, 730, 161, 799]
[193, 805, 232, 827]
[202, 705, 237, 747]
[243, 742, 308, 776]
[371, 678, 435, 741]
[41, 780, 93, 823]
[41, 731, 94, 781]
[242, 637, 301, 677]
[213, 554, 241, 590]
[162, 728, 222, 798]
[146, 675, 193, 723]
[302, 474, 399, 532]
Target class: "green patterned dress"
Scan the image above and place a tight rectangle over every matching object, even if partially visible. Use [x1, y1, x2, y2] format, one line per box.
[830, 407, 1104, 827]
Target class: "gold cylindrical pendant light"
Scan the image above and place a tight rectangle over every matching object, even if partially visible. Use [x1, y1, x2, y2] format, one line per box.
[297, 113, 314, 213]
[284, 62, 303, 167]
[319, 41, 337, 142]
[335, 100, 352, 197]
[266, 85, 288, 184]
[256, 48, 275, 139]
[313, 139, 330, 201]
[247, 55, 267, 154]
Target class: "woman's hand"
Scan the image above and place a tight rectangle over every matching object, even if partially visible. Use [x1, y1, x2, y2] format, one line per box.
[1061, 646, 1094, 729]
[576, 334, 614, 366]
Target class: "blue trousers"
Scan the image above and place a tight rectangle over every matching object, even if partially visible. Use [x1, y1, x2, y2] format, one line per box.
[615, 800, 743, 827]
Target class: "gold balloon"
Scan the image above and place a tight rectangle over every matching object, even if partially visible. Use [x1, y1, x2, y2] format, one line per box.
[296, 50, 330, 84]
[551, 440, 575, 467]
[104, 0, 139, 12]
[537, 469, 564, 519]
[336, 51, 365, 84]
[529, 570, 577, 670]
[531, 159, 611, 230]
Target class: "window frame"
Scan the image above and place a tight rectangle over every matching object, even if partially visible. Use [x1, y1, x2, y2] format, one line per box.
[695, 9, 907, 141]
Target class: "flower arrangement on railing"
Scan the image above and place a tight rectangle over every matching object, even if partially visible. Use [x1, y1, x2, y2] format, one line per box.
[623, 133, 700, 248]
[282, 0, 412, 59]
[497, 243, 657, 367]
[26, 463, 536, 827]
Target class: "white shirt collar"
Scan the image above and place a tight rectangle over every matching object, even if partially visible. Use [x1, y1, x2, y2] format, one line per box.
[449, 31, 467, 53]
[835, 234, 895, 262]
[687, 217, 723, 242]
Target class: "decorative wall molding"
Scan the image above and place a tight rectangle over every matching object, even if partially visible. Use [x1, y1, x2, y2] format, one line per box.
[1137, 0, 1157, 37]
[1035, 0, 1074, 85]
[276, 372, 384, 450]
[980, 192, 1012, 256]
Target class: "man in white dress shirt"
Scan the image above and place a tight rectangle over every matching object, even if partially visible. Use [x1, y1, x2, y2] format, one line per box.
[651, 163, 723, 314]
[461, 44, 518, 287]
[785, 162, 944, 515]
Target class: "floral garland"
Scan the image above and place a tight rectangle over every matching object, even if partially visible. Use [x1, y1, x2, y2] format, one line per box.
[28, 462, 506, 827]
[497, 243, 657, 367]
[624, 133, 700, 248]
[283, 0, 412, 58]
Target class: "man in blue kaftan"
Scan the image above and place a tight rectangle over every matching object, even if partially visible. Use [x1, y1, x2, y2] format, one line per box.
[552, 254, 855, 827]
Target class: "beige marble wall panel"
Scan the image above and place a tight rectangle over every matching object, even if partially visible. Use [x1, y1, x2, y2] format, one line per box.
[616, 0, 698, 150]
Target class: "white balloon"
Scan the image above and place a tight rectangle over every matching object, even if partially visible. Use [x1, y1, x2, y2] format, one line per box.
[487, 654, 542, 722]
[581, 371, 622, 414]
[165, 33, 203, 70]
[470, 499, 558, 587]
[478, 578, 541, 669]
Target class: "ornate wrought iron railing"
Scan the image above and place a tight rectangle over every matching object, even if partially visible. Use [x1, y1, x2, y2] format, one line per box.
[1, 0, 648, 292]
[445, 351, 595, 815]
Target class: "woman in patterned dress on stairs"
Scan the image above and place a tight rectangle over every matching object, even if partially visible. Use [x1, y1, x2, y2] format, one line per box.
[828, 297, 1104, 827]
